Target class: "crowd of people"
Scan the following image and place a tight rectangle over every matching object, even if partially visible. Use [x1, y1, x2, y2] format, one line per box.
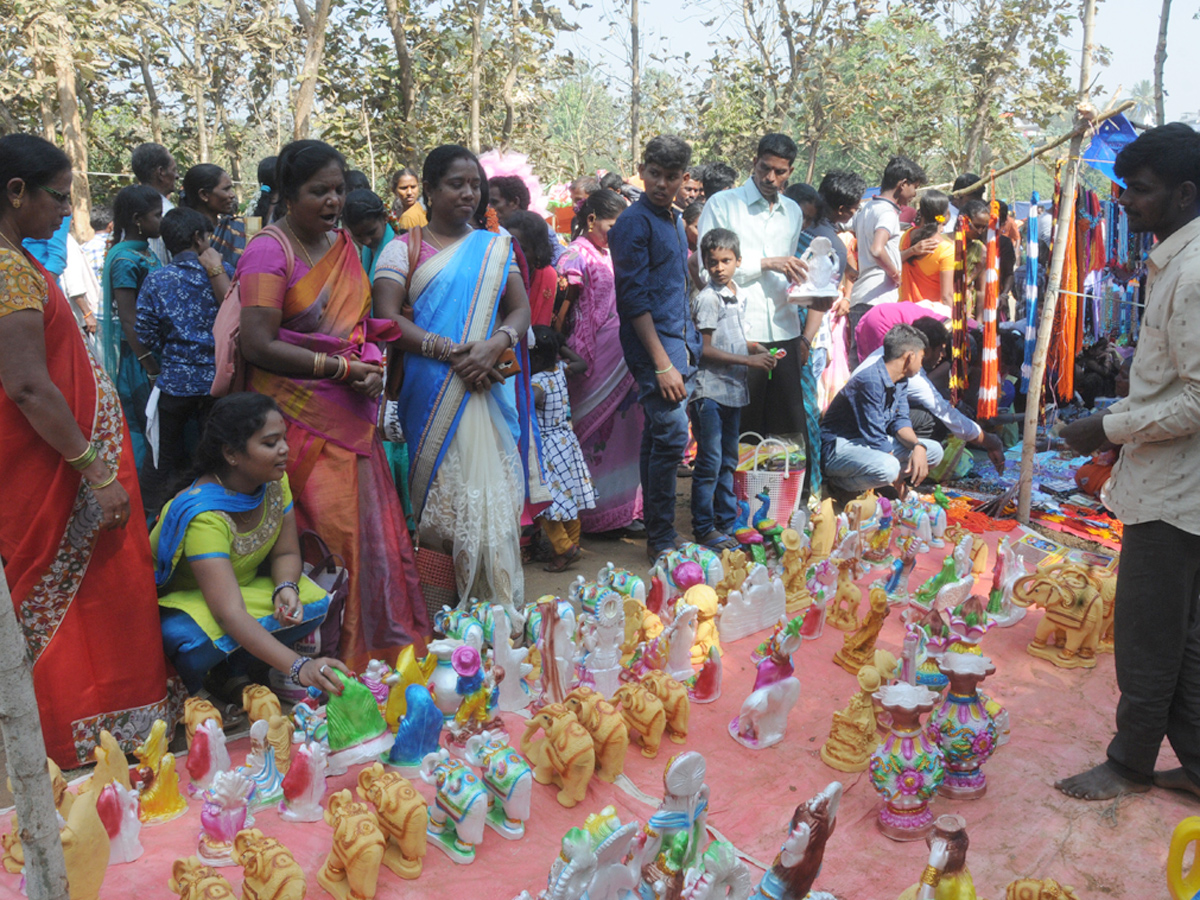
[4, 120, 1200, 814]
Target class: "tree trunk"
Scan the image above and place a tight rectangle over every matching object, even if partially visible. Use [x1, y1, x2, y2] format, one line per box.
[193, 80, 209, 163]
[629, 0, 640, 170]
[468, 0, 488, 154]
[499, 0, 519, 150]
[383, 0, 417, 125]
[1154, 0, 1170, 126]
[0, 559, 70, 900]
[293, 0, 334, 140]
[29, 27, 57, 143]
[962, 19, 1023, 171]
[139, 42, 163, 145]
[1018, 0, 1095, 523]
[48, 12, 92, 242]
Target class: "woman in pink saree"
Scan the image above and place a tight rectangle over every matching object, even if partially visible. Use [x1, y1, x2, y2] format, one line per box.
[556, 188, 643, 533]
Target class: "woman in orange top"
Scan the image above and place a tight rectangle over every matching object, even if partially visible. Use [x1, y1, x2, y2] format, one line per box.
[900, 189, 954, 306]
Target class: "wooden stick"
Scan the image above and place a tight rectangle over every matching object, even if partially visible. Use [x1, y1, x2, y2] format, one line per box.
[927, 100, 1135, 198]
[1017, 0, 1098, 524]
[0, 559, 69, 900]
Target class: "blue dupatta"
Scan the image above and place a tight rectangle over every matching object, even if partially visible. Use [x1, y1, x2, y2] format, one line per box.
[362, 223, 396, 284]
[153, 481, 266, 587]
[397, 230, 537, 520]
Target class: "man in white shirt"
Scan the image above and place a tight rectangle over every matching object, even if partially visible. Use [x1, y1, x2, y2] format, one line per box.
[697, 134, 811, 444]
[1057, 123, 1200, 802]
[850, 316, 1006, 472]
[131, 142, 177, 265]
[848, 156, 925, 365]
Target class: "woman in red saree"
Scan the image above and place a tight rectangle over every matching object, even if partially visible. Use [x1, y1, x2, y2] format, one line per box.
[237, 140, 429, 672]
[0, 134, 174, 768]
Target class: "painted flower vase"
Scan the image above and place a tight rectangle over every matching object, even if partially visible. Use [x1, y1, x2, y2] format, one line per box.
[868, 683, 944, 842]
[928, 652, 998, 799]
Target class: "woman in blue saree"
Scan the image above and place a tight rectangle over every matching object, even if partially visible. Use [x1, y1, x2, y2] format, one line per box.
[373, 145, 533, 626]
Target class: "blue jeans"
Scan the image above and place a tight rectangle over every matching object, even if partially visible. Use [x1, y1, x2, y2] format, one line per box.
[822, 435, 944, 493]
[161, 607, 321, 694]
[690, 398, 740, 537]
[639, 388, 691, 552]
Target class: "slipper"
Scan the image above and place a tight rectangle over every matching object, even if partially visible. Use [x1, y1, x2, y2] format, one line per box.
[544, 544, 582, 572]
[697, 531, 739, 552]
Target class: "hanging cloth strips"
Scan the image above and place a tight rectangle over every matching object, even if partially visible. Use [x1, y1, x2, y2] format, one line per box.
[977, 194, 1001, 419]
[1020, 192, 1040, 392]
[1049, 183, 1079, 404]
[949, 215, 970, 405]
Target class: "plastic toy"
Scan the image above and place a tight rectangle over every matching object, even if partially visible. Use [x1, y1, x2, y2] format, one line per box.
[463, 729, 534, 839]
[869, 683, 945, 841]
[357, 762, 429, 878]
[613, 681, 667, 758]
[318, 790, 386, 900]
[564, 686, 630, 782]
[198, 771, 254, 867]
[729, 616, 804, 749]
[820, 666, 882, 773]
[520, 704, 595, 807]
[419, 749, 489, 863]
[929, 654, 998, 799]
[279, 740, 329, 822]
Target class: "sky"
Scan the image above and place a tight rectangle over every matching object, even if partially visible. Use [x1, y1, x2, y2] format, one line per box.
[557, 0, 1200, 123]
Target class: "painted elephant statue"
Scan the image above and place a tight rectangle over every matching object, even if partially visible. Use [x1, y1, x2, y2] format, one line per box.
[233, 828, 306, 900]
[598, 561, 646, 603]
[434, 606, 485, 650]
[1011, 563, 1108, 669]
[317, 790, 386, 900]
[520, 705, 595, 808]
[641, 670, 690, 744]
[419, 750, 489, 863]
[169, 857, 237, 900]
[564, 687, 630, 782]
[463, 729, 534, 839]
[356, 763, 428, 879]
[653, 543, 724, 592]
[613, 682, 667, 758]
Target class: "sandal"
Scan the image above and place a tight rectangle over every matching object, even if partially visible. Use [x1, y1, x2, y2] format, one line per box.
[544, 544, 582, 573]
[697, 531, 739, 552]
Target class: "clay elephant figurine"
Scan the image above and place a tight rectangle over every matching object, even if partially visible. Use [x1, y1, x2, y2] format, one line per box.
[613, 682, 667, 758]
[182, 697, 224, 749]
[463, 729, 534, 839]
[242, 685, 282, 724]
[640, 670, 690, 744]
[356, 763, 428, 879]
[318, 790, 386, 900]
[418, 750, 489, 863]
[520, 704, 595, 808]
[1005, 877, 1081, 900]
[233, 828, 306, 900]
[1094, 565, 1117, 652]
[169, 856, 237, 900]
[1011, 563, 1108, 669]
[564, 687, 630, 782]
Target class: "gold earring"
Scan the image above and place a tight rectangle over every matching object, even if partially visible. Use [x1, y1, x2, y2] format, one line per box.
[11, 183, 24, 209]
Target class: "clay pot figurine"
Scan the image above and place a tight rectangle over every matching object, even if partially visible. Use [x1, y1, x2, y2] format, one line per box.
[564, 686, 630, 782]
[318, 790, 386, 900]
[868, 683, 945, 842]
[928, 653, 998, 800]
[357, 762, 429, 878]
[520, 704, 596, 807]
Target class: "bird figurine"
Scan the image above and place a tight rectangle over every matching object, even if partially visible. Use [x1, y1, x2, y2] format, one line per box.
[734, 498, 767, 565]
[754, 490, 786, 558]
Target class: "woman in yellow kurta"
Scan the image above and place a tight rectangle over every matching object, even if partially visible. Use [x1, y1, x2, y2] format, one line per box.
[153, 392, 348, 699]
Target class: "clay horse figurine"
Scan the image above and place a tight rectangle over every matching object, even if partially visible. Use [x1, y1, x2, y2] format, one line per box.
[729, 615, 805, 749]
[749, 782, 843, 900]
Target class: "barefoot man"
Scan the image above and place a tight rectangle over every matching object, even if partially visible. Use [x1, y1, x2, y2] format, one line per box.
[1058, 123, 1200, 801]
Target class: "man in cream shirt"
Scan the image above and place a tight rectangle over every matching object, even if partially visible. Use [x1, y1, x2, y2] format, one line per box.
[1058, 123, 1200, 802]
[697, 133, 811, 446]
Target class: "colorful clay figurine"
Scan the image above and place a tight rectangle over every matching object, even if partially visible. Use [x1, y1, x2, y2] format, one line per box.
[383, 643, 438, 727]
[242, 684, 282, 724]
[534, 595, 577, 706]
[186, 718, 231, 798]
[540, 807, 648, 900]
[927, 501, 947, 548]
[357, 762, 429, 878]
[825, 559, 863, 632]
[637, 751, 711, 897]
[419, 749, 489, 863]
[663, 601, 699, 681]
[869, 683, 945, 841]
[198, 771, 254, 867]
[435, 605, 486, 649]
[90, 729, 132, 792]
[653, 545, 720, 596]
[688, 645, 723, 705]
[579, 586, 626, 698]
[134, 718, 188, 823]
[598, 560, 647, 603]
[564, 686, 630, 782]
[613, 681, 667, 758]
[820, 666, 882, 773]
[448, 644, 498, 743]
[520, 704, 595, 807]
[862, 497, 895, 569]
[729, 616, 804, 749]
[732, 498, 767, 564]
[491, 605, 533, 712]
[642, 669, 690, 744]
[279, 739, 329, 822]
[292, 693, 328, 745]
[426, 637, 470, 718]
[714, 548, 750, 605]
[808, 497, 837, 560]
[780, 529, 812, 614]
[325, 668, 392, 768]
[800, 558, 835, 640]
[1011, 563, 1109, 669]
[622, 596, 665, 666]
[97, 782, 143, 865]
[929, 654, 997, 800]
[385, 684, 444, 773]
[318, 790, 386, 900]
[907, 606, 953, 691]
[946, 595, 992, 654]
[234, 829, 306, 900]
[896, 813, 979, 900]
[747, 781, 843, 900]
[913, 536, 973, 611]
[183, 697, 224, 749]
[267, 714, 294, 774]
[722, 564, 788, 643]
[237, 719, 284, 809]
[463, 729, 534, 839]
[834, 585, 891, 675]
[754, 489, 787, 557]
[169, 857, 237, 900]
[683, 584, 722, 665]
[987, 537, 1028, 628]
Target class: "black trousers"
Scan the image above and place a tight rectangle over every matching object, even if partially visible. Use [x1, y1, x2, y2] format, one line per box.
[1107, 519, 1200, 785]
[743, 335, 812, 501]
[140, 392, 215, 520]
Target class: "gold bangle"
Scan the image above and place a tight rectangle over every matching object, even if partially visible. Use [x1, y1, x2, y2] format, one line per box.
[920, 866, 941, 887]
[66, 444, 98, 471]
[336, 356, 351, 381]
[87, 470, 119, 491]
[205, 264, 224, 278]
[313, 352, 326, 378]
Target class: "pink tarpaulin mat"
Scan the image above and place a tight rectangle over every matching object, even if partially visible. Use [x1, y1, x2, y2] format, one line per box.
[4, 527, 1191, 899]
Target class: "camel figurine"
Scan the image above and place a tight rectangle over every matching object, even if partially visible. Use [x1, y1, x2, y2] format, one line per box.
[520, 704, 595, 808]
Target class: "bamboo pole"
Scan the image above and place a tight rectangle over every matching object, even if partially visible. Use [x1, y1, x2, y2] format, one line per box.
[0, 560, 69, 900]
[1016, 0, 1098, 524]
